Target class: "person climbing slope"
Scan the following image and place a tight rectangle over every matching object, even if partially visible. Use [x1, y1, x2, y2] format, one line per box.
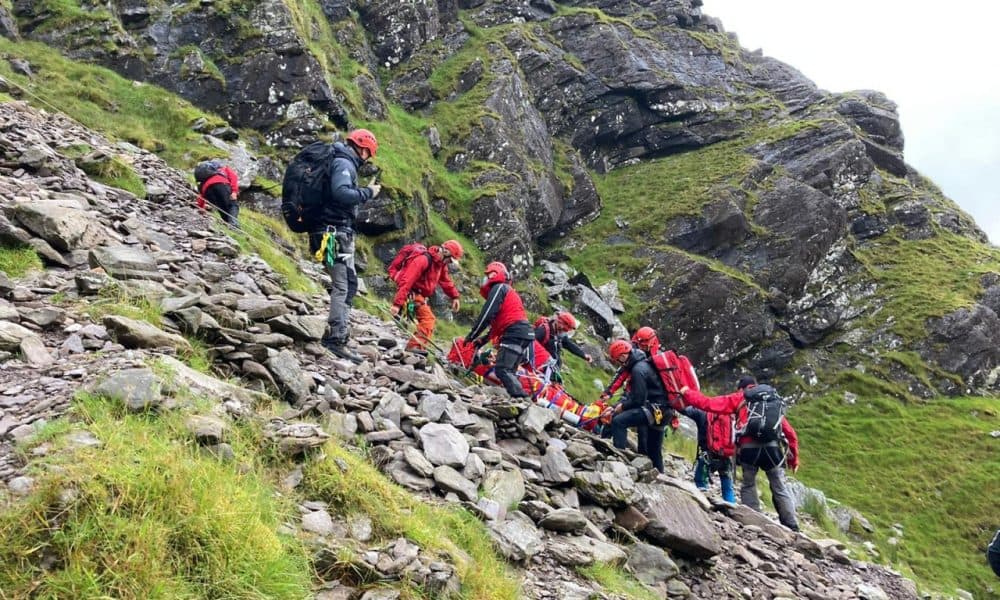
[679, 375, 800, 530]
[464, 261, 534, 398]
[388, 240, 463, 355]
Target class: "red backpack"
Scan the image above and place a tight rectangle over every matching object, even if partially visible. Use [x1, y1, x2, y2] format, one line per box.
[387, 243, 430, 283]
[649, 350, 700, 410]
[705, 412, 735, 458]
[533, 316, 552, 344]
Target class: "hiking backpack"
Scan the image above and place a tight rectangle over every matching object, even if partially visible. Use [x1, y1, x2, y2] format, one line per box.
[194, 160, 223, 185]
[705, 411, 736, 458]
[649, 350, 700, 410]
[533, 316, 552, 345]
[387, 243, 431, 283]
[739, 384, 786, 443]
[280, 142, 337, 233]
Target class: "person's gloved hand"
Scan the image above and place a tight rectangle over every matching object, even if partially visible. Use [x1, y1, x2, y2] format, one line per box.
[390, 305, 401, 317]
[367, 182, 382, 198]
[584, 354, 593, 364]
[451, 298, 460, 312]
[670, 415, 680, 430]
[599, 392, 611, 402]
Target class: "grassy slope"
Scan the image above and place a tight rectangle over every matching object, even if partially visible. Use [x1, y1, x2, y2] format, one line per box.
[0, 394, 313, 599]
[795, 395, 1000, 596]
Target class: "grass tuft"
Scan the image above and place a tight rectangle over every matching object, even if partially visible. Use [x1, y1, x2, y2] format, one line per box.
[0, 244, 44, 278]
[83, 283, 164, 327]
[226, 208, 318, 294]
[0, 393, 312, 599]
[576, 562, 658, 600]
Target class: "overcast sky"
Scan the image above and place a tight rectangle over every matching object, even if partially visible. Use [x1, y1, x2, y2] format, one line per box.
[701, 0, 1000, 244]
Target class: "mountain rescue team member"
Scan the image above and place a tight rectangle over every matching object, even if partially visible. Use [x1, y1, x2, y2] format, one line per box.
[312, 128, 381, 364]
[607, 339, 669, 473]
[679, 375, 800, 531]
[197, 161, 240, 227]
[988, 529, 1000, 578]
[389, 240, 464, 354]
[534, 311, 592, 380]
[464, 261, 534, 398]
[601, 326, 660, 401]
[681, 406, 736, 503]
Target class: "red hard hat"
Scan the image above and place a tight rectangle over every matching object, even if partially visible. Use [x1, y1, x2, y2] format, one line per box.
[345, 128, 378, 158]
[441, 239, 463, 260]
[555, 311, 578, 332]
[608, 339, 633, 364]
[631, 326, 659, 351]
[480, 261, 510, 298]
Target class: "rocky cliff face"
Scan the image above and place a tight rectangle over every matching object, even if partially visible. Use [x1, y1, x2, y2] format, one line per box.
[6, 0, 999, 394]
[0, 100, 921, 600]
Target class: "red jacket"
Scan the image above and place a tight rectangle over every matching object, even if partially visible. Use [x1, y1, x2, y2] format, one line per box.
[197, 166, 239, 209]
[680, 386, 799, 468]
[391, 246, 460, 307]
[466, 283, 530, 345]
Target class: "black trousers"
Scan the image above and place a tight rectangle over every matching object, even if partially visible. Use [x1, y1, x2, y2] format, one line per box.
[494, 336, 533, 398]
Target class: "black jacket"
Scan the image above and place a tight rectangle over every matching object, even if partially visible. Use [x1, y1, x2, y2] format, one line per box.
[322, 142, 373, 229]
[619, 350, 667, 411]
[534, 321, 588, 366]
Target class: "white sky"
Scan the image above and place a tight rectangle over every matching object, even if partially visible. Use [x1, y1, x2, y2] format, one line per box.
[701, 0, 1000, 244]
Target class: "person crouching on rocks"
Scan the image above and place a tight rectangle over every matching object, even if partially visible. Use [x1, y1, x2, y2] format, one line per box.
[607, 339, 670, 474]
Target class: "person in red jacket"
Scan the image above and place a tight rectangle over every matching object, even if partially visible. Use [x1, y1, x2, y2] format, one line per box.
[679, 375, 801, 531]
[197, 162, 240, 227]
[464, 261, 533, 398]
[389, 240, 463, 354]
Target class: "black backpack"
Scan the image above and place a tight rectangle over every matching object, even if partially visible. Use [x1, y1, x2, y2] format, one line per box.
[281, 142, 336, 233]
[194, 160, 223, 185]
[739, 384, 786, 443]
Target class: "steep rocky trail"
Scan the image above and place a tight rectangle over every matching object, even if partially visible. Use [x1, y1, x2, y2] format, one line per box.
[0, 100, 923, 599]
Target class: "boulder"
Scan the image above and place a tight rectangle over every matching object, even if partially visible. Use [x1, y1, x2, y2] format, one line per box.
[13, 201, 107, 252]
[635, 483, 722, 558]
[626, 542, 679, 585]
[418, 422, 469, 467]
[482, 468, 526, 509]
[268, 314, 327, 341]
[186, 415, 227, 445]
[537, 508, 588, 533]
[94, 368, 164, 412]
[103, 315, 191, 352]
[572, 471, 639, 508]
[547, 534, 627, 567]
[432, 465, 478, 502]
[266, 350, 311, 405]
[541, 445, 574, 483]
[88, 246, 163, 281]
[0, 321, 36, 351]
[489, 512, 543, 562]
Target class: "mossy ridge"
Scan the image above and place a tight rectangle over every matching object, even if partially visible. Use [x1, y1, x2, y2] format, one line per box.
[0, 393, 312, 599]
[23, 0, 118, 34]
[173, 45, 227, 85]
[851, 229, 1000, 342]
[304, 442, 521, 600]
[82, 282, 165, 328]
[794, 394, 1000, 597]
[282, 0, 368, 115]
[0, 38, 224, 167]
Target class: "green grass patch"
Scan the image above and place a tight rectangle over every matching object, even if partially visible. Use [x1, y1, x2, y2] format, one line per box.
[80, 155, 147, 198]
[83, 283, 164, 327]
[180, 336, 214, 374]
[227, 208, 318, 294]
[303, 442, 520, 600]
[576, 562, 658, 600]
[0, 38, 223, 167]
[852, 230, 1000, 342]
[794, 394, 1000, 596]
[0, 244, 43, 278]
[0, 393, 312, 599]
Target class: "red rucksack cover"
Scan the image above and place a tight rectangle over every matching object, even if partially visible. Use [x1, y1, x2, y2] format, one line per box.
[533, 316, 551, 345]
[387, 243, 429, 283]
[705, 412, 735, 458]
[650, 350, 700, 410]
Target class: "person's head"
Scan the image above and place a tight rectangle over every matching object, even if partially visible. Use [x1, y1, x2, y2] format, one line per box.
[439, 240, 463, 265]
[479, 261, 510, 297]
[608, 339, 633, 366]
[553, 311, 578, 335]
[737, 375, 757, 390]
[345, 128, 378, 161]
[631, 326, 659, 353]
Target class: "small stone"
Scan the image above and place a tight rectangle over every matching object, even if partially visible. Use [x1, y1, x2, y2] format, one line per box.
[301, 509, 336, 536]
[7, 476, 34, 496]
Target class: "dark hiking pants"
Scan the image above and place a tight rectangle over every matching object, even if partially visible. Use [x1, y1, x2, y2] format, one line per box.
[738, 443, 799, 530]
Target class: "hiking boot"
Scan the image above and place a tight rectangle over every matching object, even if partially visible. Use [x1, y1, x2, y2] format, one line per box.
[322, 337, 362, 364]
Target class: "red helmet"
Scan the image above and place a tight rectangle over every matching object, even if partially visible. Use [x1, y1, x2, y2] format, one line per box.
[345, 128, 378, 158]
[631, 326, 659, 351]
[554, 311, 578, 332]
[608, 339, 633, 364]
[441, 239, 463, 260]
[480, 261, 510, 297]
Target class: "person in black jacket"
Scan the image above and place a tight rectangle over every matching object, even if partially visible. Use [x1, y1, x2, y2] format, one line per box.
[989, 529, 1000, 578]
[534, 311, 591, 381]
[607, 339, 670, 473]
[310, 129, 381, 363]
